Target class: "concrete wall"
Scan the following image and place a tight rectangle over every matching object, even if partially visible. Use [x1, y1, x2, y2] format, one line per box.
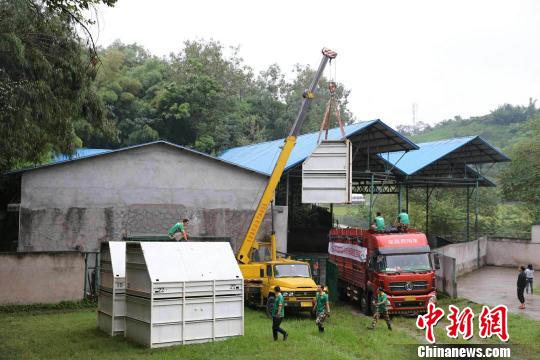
[436, 254, 457, 298]
[19, 144, 273, 253]
[485, 238, 540, 268]
[0, 252, 84, 305]
[532, 225, 540, 243]
[435, 238, 487, 276]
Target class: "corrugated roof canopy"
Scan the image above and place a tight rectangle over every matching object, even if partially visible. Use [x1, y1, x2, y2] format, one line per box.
[374, 136, 510, 188]
[379, 136, 509, 177]
[219, 120, 418, 176]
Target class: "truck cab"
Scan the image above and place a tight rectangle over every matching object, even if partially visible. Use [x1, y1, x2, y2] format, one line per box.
[241, 258, 317, 315]
[330, 228, 438, 314]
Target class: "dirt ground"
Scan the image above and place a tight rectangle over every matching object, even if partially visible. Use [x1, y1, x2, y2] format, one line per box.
[458, 266, 540, 321]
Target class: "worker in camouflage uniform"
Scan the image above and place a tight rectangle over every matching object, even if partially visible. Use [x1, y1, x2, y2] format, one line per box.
[168, 218, 189, 241]
[313, 285, 330, 332]
[368, 287, 392, 330]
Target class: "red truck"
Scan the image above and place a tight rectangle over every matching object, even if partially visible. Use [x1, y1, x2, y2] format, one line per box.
[329, 227, 439, 315]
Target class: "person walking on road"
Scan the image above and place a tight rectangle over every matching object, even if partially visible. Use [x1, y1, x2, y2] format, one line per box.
[517, 266, 527, 309]
[313, 285, 330, 333]
[525, 264, 534, 295]
[368, 287, 392, 330]
[271, 286, 288, 341]
[168, 218, 189, 241]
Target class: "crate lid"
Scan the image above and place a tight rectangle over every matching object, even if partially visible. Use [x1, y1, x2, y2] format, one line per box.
[139, 242, 242, 282]
[109, 241, 126, 277]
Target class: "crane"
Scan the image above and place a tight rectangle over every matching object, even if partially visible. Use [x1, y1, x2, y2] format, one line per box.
[236, 48, 338, 314]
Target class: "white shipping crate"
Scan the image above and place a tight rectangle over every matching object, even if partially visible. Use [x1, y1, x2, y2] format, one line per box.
[97, 242, 126, 336]
[125, 317, 243, 348]
[124, 242, 244, 348]
[126, 295, 243, 323]
[302, 139, 352, 204]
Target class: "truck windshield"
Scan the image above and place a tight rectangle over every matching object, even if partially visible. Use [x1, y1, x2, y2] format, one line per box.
[379, 253, 431, 273]
[274, 264, 311, 278]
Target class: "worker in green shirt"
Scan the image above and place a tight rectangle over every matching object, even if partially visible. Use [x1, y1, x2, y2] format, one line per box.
[371, 212, 385, 232]
[395, 209, 410, 232]
[168, 218, 189, 241]
[271, 286, 288, 341]
[368, 287, 392, 330]
[313, 285, 330, 332]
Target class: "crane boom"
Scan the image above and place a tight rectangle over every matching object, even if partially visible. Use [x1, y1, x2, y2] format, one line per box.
[237, 48, 337, 264]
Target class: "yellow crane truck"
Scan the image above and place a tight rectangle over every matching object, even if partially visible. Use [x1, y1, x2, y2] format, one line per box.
[236, 48, 338, 315]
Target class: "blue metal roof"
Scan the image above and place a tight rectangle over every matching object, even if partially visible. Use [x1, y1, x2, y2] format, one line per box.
[379, 136, 509, 175]
[52, 148, 111, 163]
[7, 141, 266, 176]
[219, 121, 382, 176]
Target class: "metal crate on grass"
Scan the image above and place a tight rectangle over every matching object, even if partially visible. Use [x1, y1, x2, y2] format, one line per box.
[124, 242, 244, 348]
[98, 241, 126, 336]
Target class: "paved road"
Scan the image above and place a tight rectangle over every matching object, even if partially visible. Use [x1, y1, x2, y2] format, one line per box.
[458, 266, 540, 321]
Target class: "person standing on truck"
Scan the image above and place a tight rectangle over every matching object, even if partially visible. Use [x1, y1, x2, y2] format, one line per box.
[517, 266, 527, 309]
[368, 287, 392, 331]
[525, 264, 534, 295]
[313, 285, 330, 333]
[371, 212, 385, 232]
[271, 286, 288, 341]
[168, 218, 189, 241]
[395, 209, 410, 232]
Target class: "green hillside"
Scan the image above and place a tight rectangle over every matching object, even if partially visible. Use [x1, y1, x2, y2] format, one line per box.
[391, 100, 540, 234]
[400, 100, 538, 151]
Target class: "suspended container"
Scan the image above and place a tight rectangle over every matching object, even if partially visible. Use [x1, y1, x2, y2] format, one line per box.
[125, 242, 244, 348]
[302, 139, 352, 204]
[97, 241, 126, 336]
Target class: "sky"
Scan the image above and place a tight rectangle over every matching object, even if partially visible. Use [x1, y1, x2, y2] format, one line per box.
[93, 0, 540, 127]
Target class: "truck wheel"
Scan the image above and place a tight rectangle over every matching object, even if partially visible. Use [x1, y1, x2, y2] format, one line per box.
[361, 291, 373, 316]
[266, 295, 275, 318]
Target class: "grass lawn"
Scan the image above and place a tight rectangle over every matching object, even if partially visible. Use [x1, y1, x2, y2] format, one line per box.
[1, 299, 538, 360]
[0, 305, 419, 360]
[393, 296, 540, 360]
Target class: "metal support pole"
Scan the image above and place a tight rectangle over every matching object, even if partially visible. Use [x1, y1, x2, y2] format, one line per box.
[330, 203, 334, 227]
[285, 173, 289, 207]
[397, 184, 403, 215]
[425, 186, 429, 237]
[83, 253, 88, 299]
[466, 187, 470, 242]
[406, 186, 409, 213]
[95, 252, 100, 297]
[475, 180, 480, 268]
[369, 174, 374, 224]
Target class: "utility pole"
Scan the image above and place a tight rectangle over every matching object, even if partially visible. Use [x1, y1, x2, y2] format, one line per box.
[412, 103, 418, 134]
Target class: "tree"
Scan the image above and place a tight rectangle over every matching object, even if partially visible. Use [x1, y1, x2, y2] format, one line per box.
[0, 0, 116, 171]
[84, 41, 168, 148]
[87, 39, 356, 154]
[501, 113, 540, 220]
